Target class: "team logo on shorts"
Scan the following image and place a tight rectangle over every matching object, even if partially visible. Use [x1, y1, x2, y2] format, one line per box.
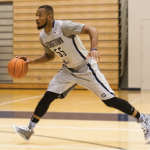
[101, 93, 106, 97]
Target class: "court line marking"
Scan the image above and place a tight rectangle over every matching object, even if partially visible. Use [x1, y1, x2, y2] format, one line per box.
[0, 125, 141, 131]
[0, 145, 123, 150]
[51, 101, 102, 107]
[0, 95, 43, 106]
[113, 96, 146, 113]
[0, 95, 101, 107]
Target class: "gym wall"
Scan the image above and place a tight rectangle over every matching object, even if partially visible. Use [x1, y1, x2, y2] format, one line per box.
[128, 0, 150, 90]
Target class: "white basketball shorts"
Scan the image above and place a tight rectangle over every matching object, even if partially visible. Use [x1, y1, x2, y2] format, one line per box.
[47, 59, 115, 100]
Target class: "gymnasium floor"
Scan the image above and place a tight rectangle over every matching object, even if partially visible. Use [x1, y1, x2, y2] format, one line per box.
[0, 89, 150, 150]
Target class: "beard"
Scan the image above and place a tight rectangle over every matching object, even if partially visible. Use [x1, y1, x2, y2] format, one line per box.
[37, 20, 47, 30]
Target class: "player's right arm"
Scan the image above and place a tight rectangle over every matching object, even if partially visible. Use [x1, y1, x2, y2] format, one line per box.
[16, 51, 55, 64]
[16, 35, 55, 64]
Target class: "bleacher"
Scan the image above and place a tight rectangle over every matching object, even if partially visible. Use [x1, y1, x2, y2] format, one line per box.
[0, 0, 119, 89]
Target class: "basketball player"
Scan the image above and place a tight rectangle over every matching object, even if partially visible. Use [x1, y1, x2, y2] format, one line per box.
[12, 5, 150, 141]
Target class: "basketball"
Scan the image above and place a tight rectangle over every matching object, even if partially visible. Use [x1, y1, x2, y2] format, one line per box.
[7, 58, 28, 78]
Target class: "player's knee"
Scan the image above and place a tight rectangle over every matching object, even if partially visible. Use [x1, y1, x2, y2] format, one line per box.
[102, 97, 127, 108]
[102, 97, 115, 107]
[39, 91, 59, 106]
[102, 97, 124, 108]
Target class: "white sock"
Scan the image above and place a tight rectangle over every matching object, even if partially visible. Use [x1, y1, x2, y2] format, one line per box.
[138, 114, 145, 122]
[29, 122, 37, 130]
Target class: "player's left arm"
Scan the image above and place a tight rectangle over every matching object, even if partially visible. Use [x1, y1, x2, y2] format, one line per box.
[81, 25, 100, 61]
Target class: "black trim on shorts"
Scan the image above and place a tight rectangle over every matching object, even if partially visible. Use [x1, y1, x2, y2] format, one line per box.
[87, 63, 115, 96]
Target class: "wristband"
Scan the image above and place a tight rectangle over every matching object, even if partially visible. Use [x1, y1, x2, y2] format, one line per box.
[90, 48, 97, 51]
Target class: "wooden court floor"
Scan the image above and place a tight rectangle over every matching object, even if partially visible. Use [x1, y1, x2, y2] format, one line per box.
[0, 89, 150, 150]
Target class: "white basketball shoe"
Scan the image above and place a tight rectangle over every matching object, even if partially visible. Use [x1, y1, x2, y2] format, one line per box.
[138, 115, 150, 140]
[12, 123, 34, 141]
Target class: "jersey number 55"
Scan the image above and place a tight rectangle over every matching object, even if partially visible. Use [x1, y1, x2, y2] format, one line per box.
[53, 47, 67, 57]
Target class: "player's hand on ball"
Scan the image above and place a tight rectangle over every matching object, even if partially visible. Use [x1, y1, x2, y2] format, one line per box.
[86, 50, 100, 61]
[16, 56, 31, 64]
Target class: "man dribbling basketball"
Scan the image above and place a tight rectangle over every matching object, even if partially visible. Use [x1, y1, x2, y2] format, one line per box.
[12, 5, 150, 141]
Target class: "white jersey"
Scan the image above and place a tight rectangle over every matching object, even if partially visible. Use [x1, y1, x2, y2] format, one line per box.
[39, 20, 88, 68]
[39, 20, 114, 100]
